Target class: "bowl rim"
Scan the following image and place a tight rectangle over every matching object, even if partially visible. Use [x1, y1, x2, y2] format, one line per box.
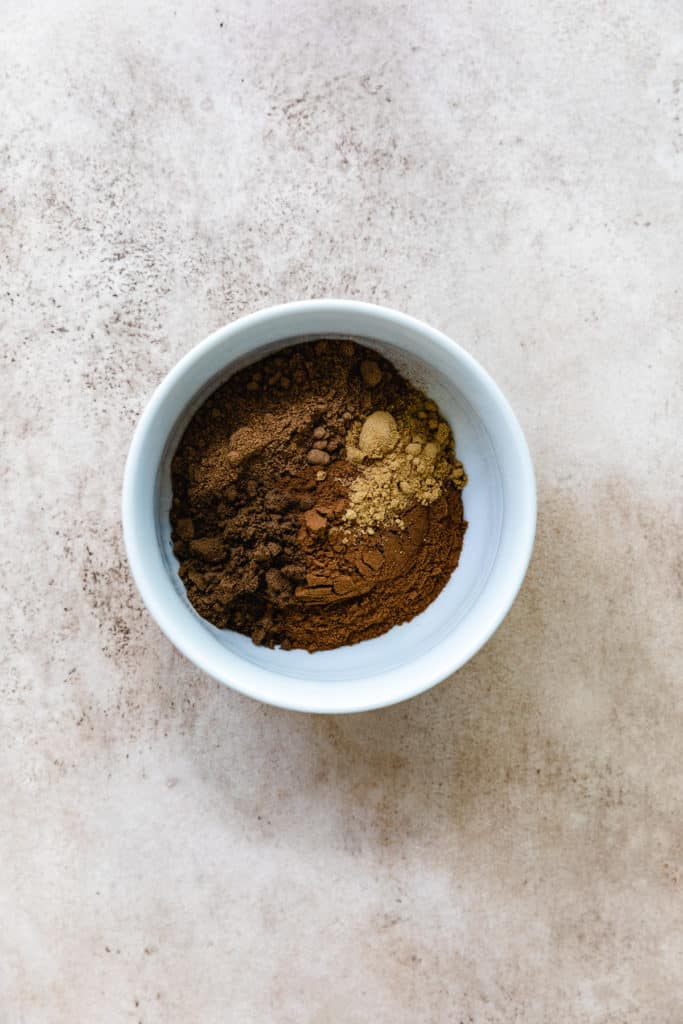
[122, 299, 536, 713]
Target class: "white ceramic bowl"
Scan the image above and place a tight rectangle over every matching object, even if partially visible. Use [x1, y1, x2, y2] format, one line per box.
[122, 300, 535, 713]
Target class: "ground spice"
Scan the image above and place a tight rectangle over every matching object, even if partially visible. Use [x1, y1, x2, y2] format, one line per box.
[343, 400, 467, 532]
[170, 339, 467, 651]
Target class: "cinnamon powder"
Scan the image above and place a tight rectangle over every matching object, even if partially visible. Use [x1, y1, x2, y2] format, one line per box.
[170, 339, 467, 651]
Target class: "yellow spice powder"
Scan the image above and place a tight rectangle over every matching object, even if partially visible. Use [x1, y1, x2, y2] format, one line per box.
[343, 400, 467, 532]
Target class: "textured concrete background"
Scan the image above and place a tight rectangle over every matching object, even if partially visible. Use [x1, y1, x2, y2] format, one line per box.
[2, 1, 682, 1020]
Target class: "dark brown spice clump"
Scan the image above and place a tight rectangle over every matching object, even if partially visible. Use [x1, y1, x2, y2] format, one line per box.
[170, 339, 467, 651]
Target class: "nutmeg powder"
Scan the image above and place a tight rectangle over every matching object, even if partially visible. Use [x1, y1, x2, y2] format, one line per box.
[170, 339, 467, 651]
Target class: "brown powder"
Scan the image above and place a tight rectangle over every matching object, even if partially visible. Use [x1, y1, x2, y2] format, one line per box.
[170, 339, 467, 651]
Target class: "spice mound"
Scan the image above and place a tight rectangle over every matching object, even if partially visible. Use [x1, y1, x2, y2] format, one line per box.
[170, 339, 468, 651]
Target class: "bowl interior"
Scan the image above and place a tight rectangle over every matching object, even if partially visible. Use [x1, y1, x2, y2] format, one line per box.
[156, 333, 503, 682]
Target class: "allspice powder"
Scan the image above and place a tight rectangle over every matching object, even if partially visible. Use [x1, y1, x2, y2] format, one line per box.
[170, 339, 467, 651]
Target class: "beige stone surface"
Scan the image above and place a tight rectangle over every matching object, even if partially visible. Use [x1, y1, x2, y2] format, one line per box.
[2, 1, 682, 1020]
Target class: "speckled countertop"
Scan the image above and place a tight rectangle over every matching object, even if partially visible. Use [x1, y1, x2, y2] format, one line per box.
[2, 2, 682, 1021]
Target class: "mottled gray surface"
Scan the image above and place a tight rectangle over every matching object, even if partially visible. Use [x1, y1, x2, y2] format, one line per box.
[2, 1, 683, 1020]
